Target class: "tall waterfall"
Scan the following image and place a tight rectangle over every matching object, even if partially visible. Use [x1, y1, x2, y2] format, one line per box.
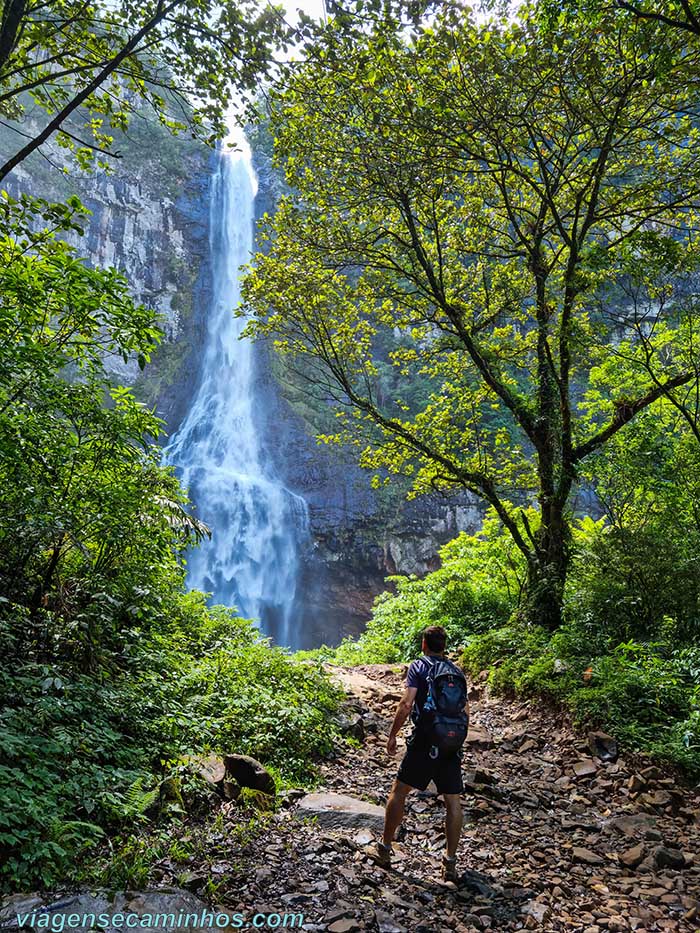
[166, 131, 309, 648]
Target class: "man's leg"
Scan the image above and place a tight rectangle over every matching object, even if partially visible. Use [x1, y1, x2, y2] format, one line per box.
[443, 793, 463, 858]
[382, 779, 413, 847]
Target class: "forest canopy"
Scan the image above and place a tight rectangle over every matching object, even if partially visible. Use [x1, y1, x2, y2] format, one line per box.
[243, 2, 700, 629]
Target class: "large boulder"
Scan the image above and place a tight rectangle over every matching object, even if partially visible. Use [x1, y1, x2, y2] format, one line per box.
[223, 754, 275, 795]
[191, 753, 226, 788]
[294, 792, 385, 830]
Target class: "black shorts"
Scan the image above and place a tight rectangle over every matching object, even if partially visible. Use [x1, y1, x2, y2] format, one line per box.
[396, 732, 464, 795]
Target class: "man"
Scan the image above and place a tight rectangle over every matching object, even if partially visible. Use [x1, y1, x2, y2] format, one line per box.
[375, 625, 466, 882]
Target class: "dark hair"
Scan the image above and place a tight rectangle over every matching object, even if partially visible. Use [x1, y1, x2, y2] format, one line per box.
[422, 625, 447, 653]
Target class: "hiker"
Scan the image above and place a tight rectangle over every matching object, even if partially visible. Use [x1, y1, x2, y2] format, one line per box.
[375, 625, 469, 882]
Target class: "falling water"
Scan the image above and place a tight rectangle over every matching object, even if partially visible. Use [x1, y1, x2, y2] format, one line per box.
[165, 130, 309, 648]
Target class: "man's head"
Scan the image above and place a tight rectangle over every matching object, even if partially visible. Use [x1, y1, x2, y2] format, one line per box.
[421, 625, 447, 655]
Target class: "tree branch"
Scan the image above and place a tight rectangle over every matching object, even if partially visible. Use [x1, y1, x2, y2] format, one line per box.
[0, 0, 181, 183]
[572, 369, 697, 462]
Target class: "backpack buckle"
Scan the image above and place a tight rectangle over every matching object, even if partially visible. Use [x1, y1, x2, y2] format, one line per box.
[429, 745, 439, 760]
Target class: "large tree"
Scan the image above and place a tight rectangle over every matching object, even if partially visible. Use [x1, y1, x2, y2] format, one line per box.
[242, 5, 700, 628]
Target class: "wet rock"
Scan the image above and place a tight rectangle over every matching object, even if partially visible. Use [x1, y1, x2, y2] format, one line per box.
[223, 754, 275, 795]
[294, 792, 385, 830]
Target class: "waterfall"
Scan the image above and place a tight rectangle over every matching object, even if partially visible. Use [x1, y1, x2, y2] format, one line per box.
[165, 130, 310, 649]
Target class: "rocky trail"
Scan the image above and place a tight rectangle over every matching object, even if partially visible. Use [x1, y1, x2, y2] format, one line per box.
[2, 664, 699, 933]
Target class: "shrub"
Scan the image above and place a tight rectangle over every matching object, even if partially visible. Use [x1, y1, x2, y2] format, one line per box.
[460, 621, 700, 777]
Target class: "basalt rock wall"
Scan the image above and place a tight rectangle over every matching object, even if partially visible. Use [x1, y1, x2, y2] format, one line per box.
[0, 121, 214, 431]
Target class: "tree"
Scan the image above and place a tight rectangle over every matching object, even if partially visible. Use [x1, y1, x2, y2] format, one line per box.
[242, 5, 700, 628]
[0, 196, 208, 664]
[0, 0, 293, 180]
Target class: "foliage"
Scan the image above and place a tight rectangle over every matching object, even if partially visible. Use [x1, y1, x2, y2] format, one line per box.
[541, 0, 700, 41]
[0, 197, 201, 656]
[243, 2, 700, 628]
[0, 196, 342, 893]
[0, 0, 294, 181]
[572, 411, 700, 644]
[0, 596, 342, 893]
[460, 625, 700, 777]
[333, 438, 700, 775]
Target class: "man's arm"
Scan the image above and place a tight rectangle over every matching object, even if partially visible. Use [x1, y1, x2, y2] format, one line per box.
[386, 686, 418, 755]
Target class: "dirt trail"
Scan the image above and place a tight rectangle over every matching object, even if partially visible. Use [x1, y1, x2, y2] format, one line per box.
[217, 663, 699, 933]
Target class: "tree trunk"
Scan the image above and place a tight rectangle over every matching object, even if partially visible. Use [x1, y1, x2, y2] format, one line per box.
[523, 503, 570, 631]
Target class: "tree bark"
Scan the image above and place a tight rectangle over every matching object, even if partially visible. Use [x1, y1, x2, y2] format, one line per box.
[523, 505, 570, 631]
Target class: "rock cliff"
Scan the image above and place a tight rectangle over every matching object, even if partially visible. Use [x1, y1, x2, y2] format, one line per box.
[0, 118, 214, 431]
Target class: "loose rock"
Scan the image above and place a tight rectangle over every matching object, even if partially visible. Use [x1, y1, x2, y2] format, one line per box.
[294, 792, 385, 830]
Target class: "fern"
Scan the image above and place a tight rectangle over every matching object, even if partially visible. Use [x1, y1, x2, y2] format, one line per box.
[105, 775, 160, 822]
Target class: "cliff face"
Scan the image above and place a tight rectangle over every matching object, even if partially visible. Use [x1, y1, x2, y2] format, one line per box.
[2, 119, 483, 646]
[256, 349, 483, 645]
[0, 120, 214, 431]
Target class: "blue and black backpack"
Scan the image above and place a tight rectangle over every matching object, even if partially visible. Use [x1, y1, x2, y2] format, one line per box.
[414, 656, 469, 757]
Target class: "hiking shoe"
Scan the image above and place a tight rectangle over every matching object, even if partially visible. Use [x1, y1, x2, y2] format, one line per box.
[366, 841, 392, 867]
[441, 854, 458, 883]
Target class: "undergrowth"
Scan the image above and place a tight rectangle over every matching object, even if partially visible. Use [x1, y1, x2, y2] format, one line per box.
[319, 512, 700, 779]
[0, 595, 342, 892]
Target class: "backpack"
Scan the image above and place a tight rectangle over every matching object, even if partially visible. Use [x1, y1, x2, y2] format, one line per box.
[415, 656, 469, 757]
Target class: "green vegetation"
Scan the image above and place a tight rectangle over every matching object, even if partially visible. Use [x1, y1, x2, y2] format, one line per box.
[241, 0, 700, 782]
[0, 0, 351, 897]
[243, 1, 700, 631]
[0, 193, 341, 893]
[0, 0, 293, 181]
[4, 0, 700, 901]
[0, 599, 340, 892]
[324, 426, 700, 775]
[325, 514, 700, 776]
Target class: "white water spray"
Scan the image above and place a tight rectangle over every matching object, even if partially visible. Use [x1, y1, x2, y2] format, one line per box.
[166, 130, 309, 648]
